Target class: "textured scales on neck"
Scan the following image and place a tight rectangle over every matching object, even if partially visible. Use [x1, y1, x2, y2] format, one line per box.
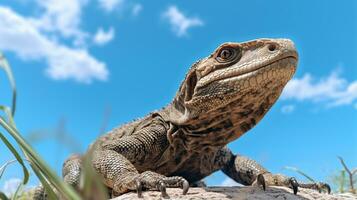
[161, 38, 298, 152]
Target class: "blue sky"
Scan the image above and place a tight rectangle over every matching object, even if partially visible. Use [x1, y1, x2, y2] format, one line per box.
[0, 0, 356, 193]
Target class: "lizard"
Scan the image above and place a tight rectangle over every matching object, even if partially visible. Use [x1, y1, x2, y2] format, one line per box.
[34, 38, 330, 199]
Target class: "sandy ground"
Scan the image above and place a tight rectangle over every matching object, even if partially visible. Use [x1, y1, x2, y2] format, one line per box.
[112, 186, 357, 200]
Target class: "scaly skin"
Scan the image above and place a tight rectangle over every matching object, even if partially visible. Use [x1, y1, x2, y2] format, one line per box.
[33, 38, 330, 199]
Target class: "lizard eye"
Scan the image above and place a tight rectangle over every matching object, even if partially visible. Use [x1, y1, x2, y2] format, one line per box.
[220, 49, 233, 59]
[216, 47, 239, 62]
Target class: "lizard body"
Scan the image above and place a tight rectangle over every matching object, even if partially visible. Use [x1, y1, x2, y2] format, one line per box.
[34, 38, 330, 199]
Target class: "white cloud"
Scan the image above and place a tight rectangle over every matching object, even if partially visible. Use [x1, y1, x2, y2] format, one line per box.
[282, 69, 357, 108]
[31, 0, 88, 45]
[281, 105, 295, 114]
[98, 0, 124, 12]
[93, 27, 115, 45]
[162, 6, 203, 37]
[0, 5, 108, 83]
[220, 177, 240, 187]
[2, 178, 22, 197]
[45, 46, 108, 83]
[131, 3, 142, 16]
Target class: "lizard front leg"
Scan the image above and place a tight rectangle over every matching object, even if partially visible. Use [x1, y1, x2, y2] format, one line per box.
[220, 148, 331, 194]
[92, 119, 189, 198]
[92, 150, 188, 198]
[33, 154, 82, 200]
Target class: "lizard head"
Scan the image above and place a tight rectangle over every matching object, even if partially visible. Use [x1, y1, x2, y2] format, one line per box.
[168, 38, 298, 127]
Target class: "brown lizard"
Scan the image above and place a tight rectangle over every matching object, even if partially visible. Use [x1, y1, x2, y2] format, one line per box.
[34, 38, 330, 199]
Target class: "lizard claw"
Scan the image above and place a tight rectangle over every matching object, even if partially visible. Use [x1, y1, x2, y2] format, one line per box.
[289, 177, 299, 195]
[257, 174, 266, 191]
[315, 182, 331, 194]
[322, 183, 331, 194]
[136, 179, 143, 198]
[181, 179, 189, 195]
[158, 181, 169, 198]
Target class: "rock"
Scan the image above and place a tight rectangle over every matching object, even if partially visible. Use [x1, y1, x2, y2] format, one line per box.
[112, 186, 357, 200]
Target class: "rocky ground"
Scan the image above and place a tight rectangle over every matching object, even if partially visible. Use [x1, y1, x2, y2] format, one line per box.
[112, 186, 357, 200]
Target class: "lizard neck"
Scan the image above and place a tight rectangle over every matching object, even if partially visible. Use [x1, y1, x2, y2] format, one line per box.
[161, 87, 281, 153]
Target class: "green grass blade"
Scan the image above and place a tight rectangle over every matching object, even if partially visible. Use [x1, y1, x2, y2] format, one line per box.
[338, 156, 352, 175]
[0, 52, 17, 116]
[0, 192, 10, 200]
[31, 164, 58, 200]
[0, 160, 16, 179]
[0, 160, 28, 200]
[352, 168, 357, 175]
[80, 155, 108, 200]
[0, 118, 81, 200]
[11, 182, 23, 200]
[0, 133, 29, 184]
[0, 52, 80, 199]
[0, 159, 29, 180]
[284, 166, 316, 183]
[0, 106, 16, 127]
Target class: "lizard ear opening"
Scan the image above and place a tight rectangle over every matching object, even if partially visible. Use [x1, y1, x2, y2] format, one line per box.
[184, 71, 197, 102]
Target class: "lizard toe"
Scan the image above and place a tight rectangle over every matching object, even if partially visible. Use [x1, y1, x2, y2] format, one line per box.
[320, 182, 331, 194]
[256, 173, 266, 191]
[182, 179, 189, 195]
[158, 181, 169, 198]
[135, 179, 143, 198]
[134, 171, 189, 197]
[257, 173, 300, 194]
[288, 177, 299, 195]
[299, 181, 331, 194]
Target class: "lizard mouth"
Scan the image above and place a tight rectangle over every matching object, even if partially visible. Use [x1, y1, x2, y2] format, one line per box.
[223, 55, 298, 81]
[196, 52, 298, 89]
[184, 55, 297, 103]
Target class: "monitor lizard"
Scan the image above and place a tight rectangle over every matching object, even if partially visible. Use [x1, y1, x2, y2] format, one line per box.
[34, 38, 330, 199]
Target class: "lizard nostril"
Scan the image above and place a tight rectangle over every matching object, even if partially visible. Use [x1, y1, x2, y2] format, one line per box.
[268, 44, 277, 52]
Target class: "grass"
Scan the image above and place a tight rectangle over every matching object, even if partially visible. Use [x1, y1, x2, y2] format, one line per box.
[0, 52, 81, 199]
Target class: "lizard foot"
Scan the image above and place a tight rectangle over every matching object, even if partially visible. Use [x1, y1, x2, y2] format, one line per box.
[135, 171, 189, 198]
[253, 173, 330, 195]
[299, 182, 331, 194]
